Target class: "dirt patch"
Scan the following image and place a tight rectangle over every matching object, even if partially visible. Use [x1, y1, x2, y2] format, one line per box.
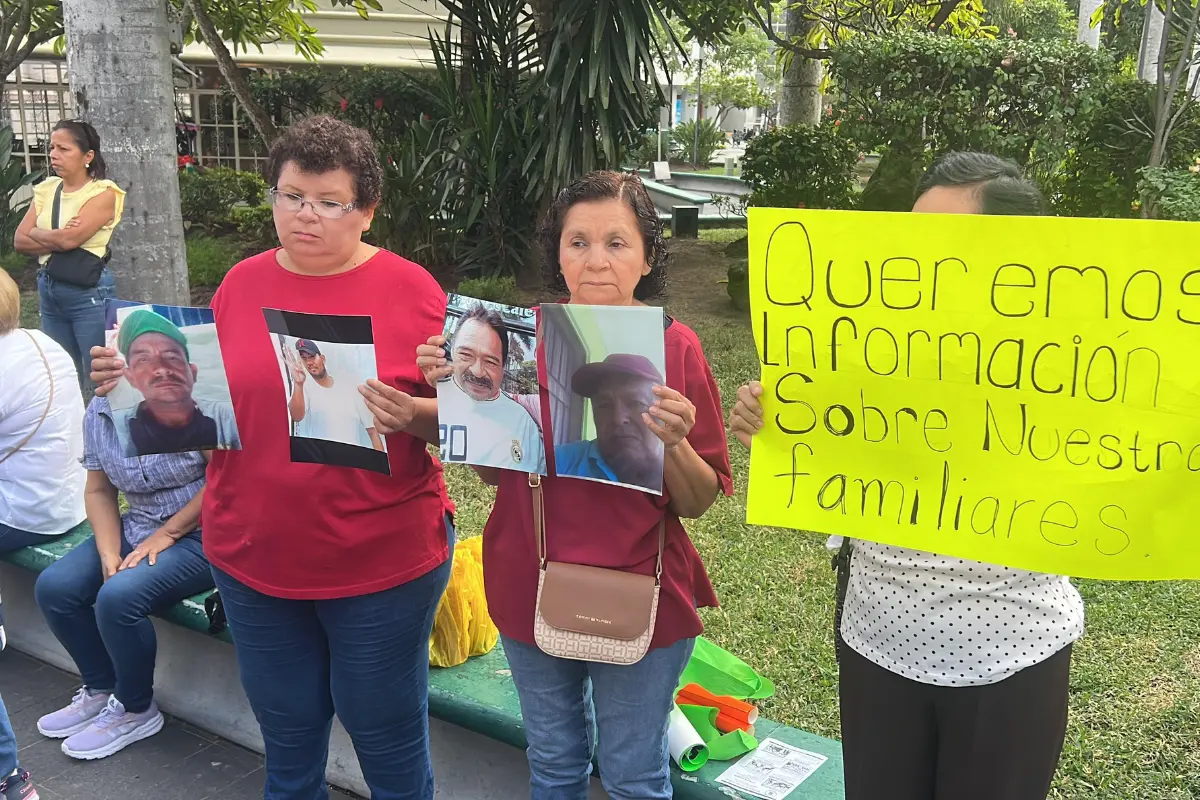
[1184, 646, 1200, 677]
[660, 238, 743, 321]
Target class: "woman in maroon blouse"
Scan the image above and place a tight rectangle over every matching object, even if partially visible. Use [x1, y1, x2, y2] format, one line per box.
[418, 171, 733, 799]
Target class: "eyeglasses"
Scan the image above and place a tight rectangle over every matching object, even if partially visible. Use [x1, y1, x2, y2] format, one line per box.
[268, 188, 357, 220]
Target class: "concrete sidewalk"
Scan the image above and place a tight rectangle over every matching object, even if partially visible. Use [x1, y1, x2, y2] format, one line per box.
[0, 649, 357, 800]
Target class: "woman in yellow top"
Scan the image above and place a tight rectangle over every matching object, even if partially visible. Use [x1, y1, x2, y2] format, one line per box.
[14, 120, 125, 395]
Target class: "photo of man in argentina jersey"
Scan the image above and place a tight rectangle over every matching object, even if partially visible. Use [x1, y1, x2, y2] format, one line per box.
[436, 297, 546, 474]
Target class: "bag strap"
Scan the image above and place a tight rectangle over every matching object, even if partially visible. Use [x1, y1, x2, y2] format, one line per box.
[529, 473, 666, 583]
[0, 331, 55, 467]
[51, 183, 63, 230]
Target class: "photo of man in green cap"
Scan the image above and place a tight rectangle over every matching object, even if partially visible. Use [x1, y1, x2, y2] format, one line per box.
[111, 308, 241, 457]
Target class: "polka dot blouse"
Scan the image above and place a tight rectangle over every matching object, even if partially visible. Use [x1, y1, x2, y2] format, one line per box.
[839, 541, 1085, 687]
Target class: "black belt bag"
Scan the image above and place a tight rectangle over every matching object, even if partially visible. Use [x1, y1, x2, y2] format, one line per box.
[44, 182, 109, 288]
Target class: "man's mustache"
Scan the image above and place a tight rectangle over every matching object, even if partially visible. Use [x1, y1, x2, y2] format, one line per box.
[464, 373, 494, 390]
[149, 376, 184, 388]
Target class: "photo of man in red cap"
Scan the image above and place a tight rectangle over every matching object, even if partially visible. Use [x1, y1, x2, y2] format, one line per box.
[554, 352, 665, 493]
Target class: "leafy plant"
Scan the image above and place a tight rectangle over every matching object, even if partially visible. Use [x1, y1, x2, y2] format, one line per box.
[179, 167, 267, 230]
[186, 234, 245, 287]
[741, 122, 859, 210]
[831, 32, 1113, 210]
[1054, 77, 1200, 218]
[727, 259, 749, 311]
[0, 130, 39, 258]
[227, 205, 277, 251]
[987, 0, 1075, 41]
[456, 275, 520, 304]
[672, 119, 726, 166]
[1138, 160, 1200, 222]
[1, 250, 28, 275]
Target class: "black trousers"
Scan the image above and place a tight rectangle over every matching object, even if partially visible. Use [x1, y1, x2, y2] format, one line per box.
[838, 642, 1072, 800]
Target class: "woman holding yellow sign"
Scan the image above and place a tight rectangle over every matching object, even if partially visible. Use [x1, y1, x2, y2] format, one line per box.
[729, 152, 1084, 800]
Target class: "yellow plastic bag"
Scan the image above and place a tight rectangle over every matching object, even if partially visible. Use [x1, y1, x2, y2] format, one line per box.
[429, 537, 499, 668]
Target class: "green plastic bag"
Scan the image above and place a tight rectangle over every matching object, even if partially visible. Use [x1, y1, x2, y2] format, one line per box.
[678, 704, 758, 762]
[678, 637, 775, 700]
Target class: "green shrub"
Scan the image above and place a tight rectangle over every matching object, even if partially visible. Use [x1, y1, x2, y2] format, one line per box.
[1139, 160, 1200, 221]
[741, 123, 860, 210]
[1054, 77, 1200, 218]
[228, 205, 276, 251]
[0, 130, 38, 257]
[179, 167, 267, 230]
[672, 120, 725, 167]
[186, 234, 244, 288]
[727, 259, 749, 311]
[456, 275, 519, 305]
[831, 32, 1112, 210]
[1, 250, 28, 275]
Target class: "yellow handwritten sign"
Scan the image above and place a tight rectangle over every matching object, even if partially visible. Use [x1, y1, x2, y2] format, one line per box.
[746, 208, 1200, 580]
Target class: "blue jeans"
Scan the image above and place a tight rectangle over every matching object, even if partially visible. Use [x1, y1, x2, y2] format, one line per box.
[0, 694, 17, 777]
[211, 516, 455, 800]
[0, 522, 64, 554]
[503, 635, 696, 800]
[37, 266, 116, 396]
[34, 531, 213, 713]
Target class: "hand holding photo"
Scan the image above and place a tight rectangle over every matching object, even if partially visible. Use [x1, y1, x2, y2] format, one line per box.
[263, 309, 390, 475]
[540, 304, 668, 494]
[435, 295, 545, 474]
[105, 301, 240, 457]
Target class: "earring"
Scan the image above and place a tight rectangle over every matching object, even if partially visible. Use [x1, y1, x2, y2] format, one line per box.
[84, 163, 91, 169]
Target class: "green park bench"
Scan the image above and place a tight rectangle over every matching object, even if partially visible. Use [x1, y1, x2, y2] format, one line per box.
[1, 521, 845, 799]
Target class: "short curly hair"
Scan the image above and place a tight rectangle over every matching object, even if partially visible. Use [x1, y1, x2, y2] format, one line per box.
[266, 115, 383, 209]
[538, 171, 668, 301]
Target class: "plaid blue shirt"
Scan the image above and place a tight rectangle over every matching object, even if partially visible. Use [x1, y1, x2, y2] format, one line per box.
[82, 397, 207, 547]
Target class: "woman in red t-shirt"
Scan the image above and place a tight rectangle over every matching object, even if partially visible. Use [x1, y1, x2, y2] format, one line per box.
[91, 116, 453, 798]
[418, 171, 733, 799]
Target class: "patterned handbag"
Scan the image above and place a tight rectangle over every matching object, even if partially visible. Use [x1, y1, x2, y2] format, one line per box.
[530, 474, 665, 665]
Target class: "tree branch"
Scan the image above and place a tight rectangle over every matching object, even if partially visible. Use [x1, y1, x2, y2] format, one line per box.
[1, 0, 35, 65]
[747, 2, 832, 60]
[183, 0, 279, 144]
[926, 0, 964, 31]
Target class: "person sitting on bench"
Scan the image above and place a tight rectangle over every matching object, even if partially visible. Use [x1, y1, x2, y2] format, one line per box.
[32, 393, 214, 761]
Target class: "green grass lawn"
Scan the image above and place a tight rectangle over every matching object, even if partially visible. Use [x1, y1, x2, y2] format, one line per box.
[20, 237, 1199, 799]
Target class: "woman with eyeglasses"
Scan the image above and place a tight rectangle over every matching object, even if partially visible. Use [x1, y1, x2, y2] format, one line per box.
[89, 115, 454, 798]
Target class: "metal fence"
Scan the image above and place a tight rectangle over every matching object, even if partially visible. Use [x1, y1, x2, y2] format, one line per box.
[5, 59, 269, 176]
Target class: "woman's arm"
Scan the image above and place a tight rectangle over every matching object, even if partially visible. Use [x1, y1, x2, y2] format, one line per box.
[13, 204, 51, 256]
[26, 190, 116, 252]
[472, 466, 501, 486]
[406, 396, 441, 445]
[645, 385, 721, 519]
[120, 453, 209, 570]
[84, 469, 125, 581]
[663, 440, 720, 519]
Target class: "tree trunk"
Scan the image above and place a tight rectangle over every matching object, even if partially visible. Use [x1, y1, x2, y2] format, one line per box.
[1139, 3, 1166, 85]
[777, 9, 821, 126]
[63, 0, 189, 306]
[1077, 0, 1103, 48]
[183, 0, 278, 144]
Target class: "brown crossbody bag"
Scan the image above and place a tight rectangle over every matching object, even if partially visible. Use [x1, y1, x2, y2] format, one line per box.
[530, 473, 665, 665]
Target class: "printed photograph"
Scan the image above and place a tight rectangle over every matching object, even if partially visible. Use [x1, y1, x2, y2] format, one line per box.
[540, 304, 667, 494]
[262, 308, 389, 475]
[104, 301, 240, 458]
[436, 294, 545, 474]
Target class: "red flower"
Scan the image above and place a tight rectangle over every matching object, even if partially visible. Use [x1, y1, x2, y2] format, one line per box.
[374, 97, 384, 111]
[339, 97, 348, 112]
[797, 202, 806, 209]
[834, 119, 841, 127]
